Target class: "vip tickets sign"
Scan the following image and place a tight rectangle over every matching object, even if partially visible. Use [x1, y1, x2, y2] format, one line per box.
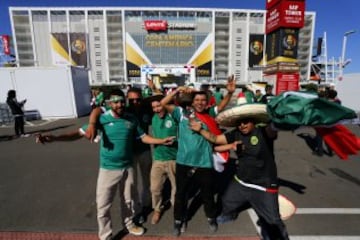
[266, 0, 305, 34]
[264, 72, 299, 95]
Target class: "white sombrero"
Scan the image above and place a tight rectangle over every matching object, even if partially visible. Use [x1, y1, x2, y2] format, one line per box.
[278, 194, 297, 220]
[216, 93, 269, 127]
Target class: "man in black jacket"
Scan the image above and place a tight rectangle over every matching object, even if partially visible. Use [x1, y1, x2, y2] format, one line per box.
[6, 90, 29, 137]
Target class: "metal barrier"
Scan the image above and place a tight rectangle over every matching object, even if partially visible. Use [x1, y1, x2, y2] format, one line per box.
[0, 103, 13, 126]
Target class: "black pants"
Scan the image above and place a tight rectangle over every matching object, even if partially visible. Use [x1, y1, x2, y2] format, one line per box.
[14, 116, 25, 136]
[221, 179, 289, 240]
[174, 163, 217, 221]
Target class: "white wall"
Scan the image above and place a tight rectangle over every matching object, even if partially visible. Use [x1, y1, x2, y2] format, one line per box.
[0, 70, 15, 100]
[0, 66, 91, 119]
[337, 73, 360, 113]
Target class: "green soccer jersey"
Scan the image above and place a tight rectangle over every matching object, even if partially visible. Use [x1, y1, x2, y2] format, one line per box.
[151, 113, 178, 161]
[171, 106, 217, 168]
[83, 110, 145, 170]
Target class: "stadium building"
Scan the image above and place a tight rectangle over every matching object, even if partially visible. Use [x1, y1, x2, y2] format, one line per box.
[9, 7, 315, 86]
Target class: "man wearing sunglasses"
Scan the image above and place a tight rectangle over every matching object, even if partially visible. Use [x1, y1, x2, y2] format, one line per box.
[125, 87, 154, 223]
[37, 89, 175, 240]
[189, 116, 289, 240]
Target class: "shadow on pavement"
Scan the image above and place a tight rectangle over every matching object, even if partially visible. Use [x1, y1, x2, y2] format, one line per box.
[0, 124, 74, 142]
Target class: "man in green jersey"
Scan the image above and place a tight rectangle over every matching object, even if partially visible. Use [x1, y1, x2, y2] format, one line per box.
[160, 76, 236, 236]
[36, 89, 175, 240]
[213, 86, 224, 105]
[87, 87, 154, 224]
[147, 94, 178, 225]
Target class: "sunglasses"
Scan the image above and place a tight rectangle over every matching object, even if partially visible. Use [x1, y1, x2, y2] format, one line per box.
[111, 100, 125, 104]
[239, 118, 252, 124]
[128, 98, 141, 103]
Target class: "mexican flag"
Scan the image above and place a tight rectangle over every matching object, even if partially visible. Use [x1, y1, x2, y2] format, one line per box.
[266, 91, 360, 160]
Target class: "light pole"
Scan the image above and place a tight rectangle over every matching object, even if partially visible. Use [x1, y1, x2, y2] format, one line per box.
[338, 30, 356, 81]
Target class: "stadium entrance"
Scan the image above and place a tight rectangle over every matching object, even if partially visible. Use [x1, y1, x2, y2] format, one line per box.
[140, 64, 196, 88]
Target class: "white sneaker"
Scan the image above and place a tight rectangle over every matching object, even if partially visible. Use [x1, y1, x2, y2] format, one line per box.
[21, 134, 30, 137]
[127, 225, 145, 236]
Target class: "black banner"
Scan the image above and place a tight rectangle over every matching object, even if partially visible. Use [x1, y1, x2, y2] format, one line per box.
[196, 61, 212, 77]
[249, 34, 264, 68]
[266, 28, 299, 63]
[70, 33, 88, 67]
[127, 61, 141, 78]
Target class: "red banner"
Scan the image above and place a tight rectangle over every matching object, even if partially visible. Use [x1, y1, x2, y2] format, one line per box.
[266, 0, 282, 9]
[266, 0, 305, 34]
[266, 0, 305, 10]
[275, 72, 299, 94]
[1, 35, 10, 55]
[144, 20, 168, 31]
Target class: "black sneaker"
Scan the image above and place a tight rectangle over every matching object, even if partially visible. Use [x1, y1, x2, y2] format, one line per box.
[134, 214, 145, 225]
[217, 213, 238, 224]
[173, 220, 182, 237]
[208, 218, 218, 233]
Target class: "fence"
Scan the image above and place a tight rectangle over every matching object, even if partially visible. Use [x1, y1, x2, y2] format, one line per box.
[0, 103, 13, 125]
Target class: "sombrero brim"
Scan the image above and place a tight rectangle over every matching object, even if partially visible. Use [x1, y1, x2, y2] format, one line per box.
[278, 194, 297, 220]
[216, 104, 269, 127]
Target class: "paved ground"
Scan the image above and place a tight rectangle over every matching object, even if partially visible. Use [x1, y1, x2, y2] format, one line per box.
[1, 118, 360, 240]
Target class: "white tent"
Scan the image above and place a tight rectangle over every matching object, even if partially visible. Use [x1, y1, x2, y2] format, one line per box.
[337, 73, 360, 113]
[0, 66, 91, 120]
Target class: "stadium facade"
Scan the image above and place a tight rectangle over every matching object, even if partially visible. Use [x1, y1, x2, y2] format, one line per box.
[9, 7, 315, 86]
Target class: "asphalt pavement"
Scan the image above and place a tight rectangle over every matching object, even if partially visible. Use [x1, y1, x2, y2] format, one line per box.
[1, 117, 360, 240]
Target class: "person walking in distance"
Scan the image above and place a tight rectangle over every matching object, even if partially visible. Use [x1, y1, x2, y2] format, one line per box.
[260, 85, 275, 104]
[6, 89, 29, 137]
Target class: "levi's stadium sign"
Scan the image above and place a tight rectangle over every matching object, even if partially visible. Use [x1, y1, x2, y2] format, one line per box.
[144, 20, 167, 31]
[144, 20, 196, 32]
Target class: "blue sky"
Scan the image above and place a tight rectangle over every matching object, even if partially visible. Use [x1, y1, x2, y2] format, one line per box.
[1, 0, 359, 74]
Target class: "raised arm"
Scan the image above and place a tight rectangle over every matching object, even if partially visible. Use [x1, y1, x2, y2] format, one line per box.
[147, 78, 163, 95]
[85, 107, 102, 141]
[160, 86, 188, 113]
[265, 122, 278, 139]
[217, 75, 236, 112]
